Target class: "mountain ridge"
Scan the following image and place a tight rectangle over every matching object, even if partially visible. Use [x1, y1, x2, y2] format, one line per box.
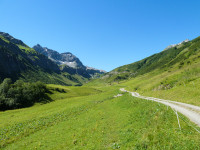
[0, 32, 105, 85]
[33, 44, 106, 77]
[33, 44, 84, 68]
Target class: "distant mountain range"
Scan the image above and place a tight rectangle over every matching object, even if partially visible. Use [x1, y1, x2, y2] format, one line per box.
[0, 32, 105, 85]
[33, 44, 106, 77]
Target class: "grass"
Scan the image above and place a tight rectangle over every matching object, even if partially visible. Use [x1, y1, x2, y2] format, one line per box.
[20, 71, 88, 86]
[0, 36, 10, 43]
[47, 84, 102, 100]
[1, 85, 200, 149]
[17, 45, 36, 54]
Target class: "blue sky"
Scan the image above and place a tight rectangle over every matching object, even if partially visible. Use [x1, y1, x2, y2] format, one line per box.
[1, 0, 200, 71]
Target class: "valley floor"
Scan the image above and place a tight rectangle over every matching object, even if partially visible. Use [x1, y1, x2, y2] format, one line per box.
[0, 85, 200, 149]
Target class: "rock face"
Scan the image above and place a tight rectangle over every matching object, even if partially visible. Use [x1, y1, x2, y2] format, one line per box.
[86, 66, 106, 77]
[33, 44, 106, 77]
[33, 44, 85, 68]
[164, 39, 190, 51]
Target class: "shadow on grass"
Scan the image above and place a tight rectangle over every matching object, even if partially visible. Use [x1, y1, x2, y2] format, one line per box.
[0, 91, 54, 111]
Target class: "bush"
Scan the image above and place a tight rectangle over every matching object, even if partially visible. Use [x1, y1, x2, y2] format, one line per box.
[0, 79, 50, 110]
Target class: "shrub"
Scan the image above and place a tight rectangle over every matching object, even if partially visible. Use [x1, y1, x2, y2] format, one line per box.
[0, 79, 50, 110]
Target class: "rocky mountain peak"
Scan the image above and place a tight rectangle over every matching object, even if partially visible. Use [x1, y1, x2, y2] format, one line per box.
[33, 44, 84, 68]
[33, 44, 106, 77]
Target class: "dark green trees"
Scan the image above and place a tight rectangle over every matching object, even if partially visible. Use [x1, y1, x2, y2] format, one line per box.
[0, 79, 49, 110]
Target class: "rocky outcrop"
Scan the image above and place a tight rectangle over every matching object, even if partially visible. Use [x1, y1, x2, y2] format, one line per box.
[86, 66, 106, 77]
[164, 39, 189, 51]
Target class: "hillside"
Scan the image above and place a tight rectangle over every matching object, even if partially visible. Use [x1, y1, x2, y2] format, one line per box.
[103, 38, 192, 81]
[90, 36, 200, 106]
[0, 32, 104, 85]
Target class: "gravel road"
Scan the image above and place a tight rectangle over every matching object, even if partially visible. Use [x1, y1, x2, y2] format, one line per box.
[120, 88, 200, 127]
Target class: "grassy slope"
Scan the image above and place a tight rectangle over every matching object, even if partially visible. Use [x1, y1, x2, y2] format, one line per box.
[0, 85, 200, 149]
[120, 64, 200, 106]
[94, 36, 200, 106]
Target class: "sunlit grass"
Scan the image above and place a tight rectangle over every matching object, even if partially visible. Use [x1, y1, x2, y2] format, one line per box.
[1, 86, 200, 149]
[17, 45, 36, 54]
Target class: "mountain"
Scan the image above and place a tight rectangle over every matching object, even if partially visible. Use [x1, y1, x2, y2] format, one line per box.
[0, 32, 103, 85]
[33, 44, 106, 78]
[33, 44, 83, 67]
[0, 32, 59, 79]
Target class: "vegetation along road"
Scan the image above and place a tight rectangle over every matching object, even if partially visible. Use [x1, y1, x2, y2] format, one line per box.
[120, 88, 200, 128]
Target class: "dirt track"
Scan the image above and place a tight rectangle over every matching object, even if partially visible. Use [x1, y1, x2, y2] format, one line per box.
[120, 88, 200, 127]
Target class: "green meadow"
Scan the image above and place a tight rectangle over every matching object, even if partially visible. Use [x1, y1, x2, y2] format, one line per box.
[1, 35, 200, 149]
[1, 3, 200, 150]
[1, 84, 200, 149]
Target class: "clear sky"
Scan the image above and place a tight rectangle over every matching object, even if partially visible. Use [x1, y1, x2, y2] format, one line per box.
[1, 0, 200, 71]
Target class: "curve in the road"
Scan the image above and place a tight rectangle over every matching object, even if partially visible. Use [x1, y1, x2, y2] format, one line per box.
[120, 88, 200, 127]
